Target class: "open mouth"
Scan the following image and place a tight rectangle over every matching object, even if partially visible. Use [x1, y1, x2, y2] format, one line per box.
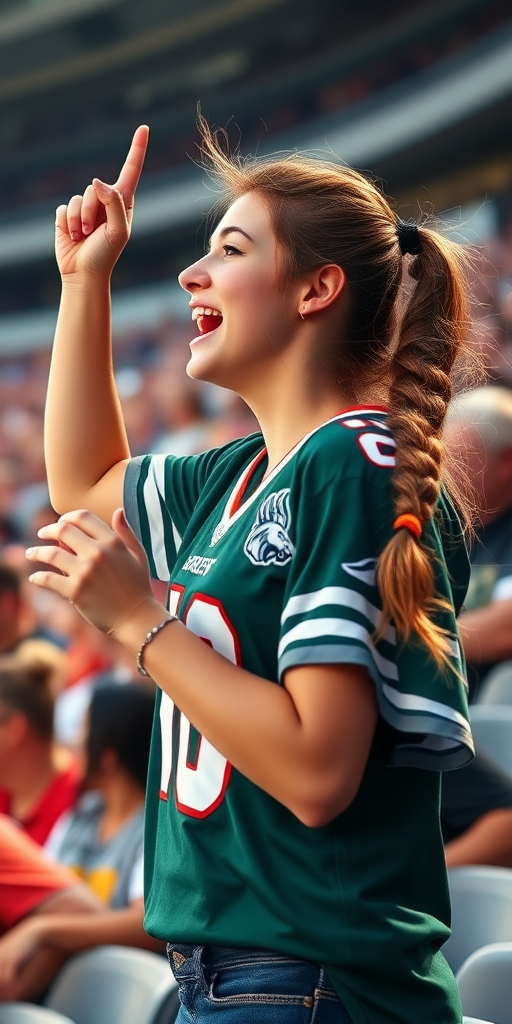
[191, 306, 223, 336]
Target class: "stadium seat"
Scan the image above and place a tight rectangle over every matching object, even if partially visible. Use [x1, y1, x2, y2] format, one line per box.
[457, 943, 512, 1023]
[444, 866, 512, 972]
[469, 706, 512, 777]
[0, 1005, 75, 1024]
[475, 662, 512, 707]
[44, 945, 179, 1024]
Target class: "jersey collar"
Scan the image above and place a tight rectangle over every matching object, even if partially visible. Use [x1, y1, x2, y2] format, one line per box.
[216, 406, 388, 538]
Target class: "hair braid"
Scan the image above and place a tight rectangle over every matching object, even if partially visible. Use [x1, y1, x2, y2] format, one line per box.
[376, 228, 472, 663]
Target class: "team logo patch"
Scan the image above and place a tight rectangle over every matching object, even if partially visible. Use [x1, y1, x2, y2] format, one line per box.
[210, 522, 226, 547]
[244, 489, 295, 567]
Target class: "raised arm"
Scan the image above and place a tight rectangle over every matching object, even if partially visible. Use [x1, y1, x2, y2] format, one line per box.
[44, 126, 149, 523]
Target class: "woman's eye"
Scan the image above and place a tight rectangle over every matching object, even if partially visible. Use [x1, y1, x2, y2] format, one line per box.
[223, 244, 242, 256]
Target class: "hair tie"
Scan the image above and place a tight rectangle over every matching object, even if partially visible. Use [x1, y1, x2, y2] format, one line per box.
[393, 513, 422, 539]
[397, 221, 421, 257]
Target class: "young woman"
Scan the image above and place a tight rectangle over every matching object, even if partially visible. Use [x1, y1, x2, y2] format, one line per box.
[26, 122, 475, 1024]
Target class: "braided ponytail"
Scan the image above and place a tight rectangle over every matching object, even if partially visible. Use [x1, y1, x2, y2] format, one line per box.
[376, 227, 473, 665]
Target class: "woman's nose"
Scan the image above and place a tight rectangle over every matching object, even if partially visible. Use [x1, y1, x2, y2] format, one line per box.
[178, 256, 211, 293]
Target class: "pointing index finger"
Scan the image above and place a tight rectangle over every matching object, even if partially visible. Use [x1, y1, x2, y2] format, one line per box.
[115, 124, 149, 209]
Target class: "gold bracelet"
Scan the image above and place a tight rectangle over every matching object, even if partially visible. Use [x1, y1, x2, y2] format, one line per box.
[137, 617, 178, 678]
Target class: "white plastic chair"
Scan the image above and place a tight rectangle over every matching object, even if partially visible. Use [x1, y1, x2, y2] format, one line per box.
[457, 942, 512, 1023]
[476, 662, 512, 707]
[469, 706, 512, 777]
[0, 1006, 75, 1024]
[444, 866, 512, 972]
[44, 946, 179, 1024]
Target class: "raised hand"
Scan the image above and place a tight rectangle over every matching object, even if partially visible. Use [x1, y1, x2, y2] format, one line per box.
[55, 124, 149, 280]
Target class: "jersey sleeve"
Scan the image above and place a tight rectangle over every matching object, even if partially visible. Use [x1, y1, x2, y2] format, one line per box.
[124, 438, 258, 582]
[278, 445, 474, 772]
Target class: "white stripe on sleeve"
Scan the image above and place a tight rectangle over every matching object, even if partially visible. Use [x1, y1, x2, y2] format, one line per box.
[278, 617, 399, 680]
[144, 455, 173, 582]
[281, 586, 395, 643]
[382, 682, 471, 733]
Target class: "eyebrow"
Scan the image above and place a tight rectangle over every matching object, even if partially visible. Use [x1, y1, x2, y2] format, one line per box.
[212, 226, 254, 244]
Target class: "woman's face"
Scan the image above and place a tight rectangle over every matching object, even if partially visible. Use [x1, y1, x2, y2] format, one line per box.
[178, 191, 301, 394]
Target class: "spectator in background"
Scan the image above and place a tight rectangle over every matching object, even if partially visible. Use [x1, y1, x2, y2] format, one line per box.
[0, 543, 69, 655]
[446, 385, 512, 698]
[0, 650, 79, 845]
[0, 812, 100, 1001]
[442, 384, 512, 867]
[0, 563, 24, 655]
[47, 683, 154, 911]
[44, 594, 132, 748]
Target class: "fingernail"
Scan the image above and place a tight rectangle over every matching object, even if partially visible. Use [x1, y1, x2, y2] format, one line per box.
[26, 547, 34, 556]
[70, 231, 80, 241]
[37, 527, 47, 536]
[82, 222, 90, 234]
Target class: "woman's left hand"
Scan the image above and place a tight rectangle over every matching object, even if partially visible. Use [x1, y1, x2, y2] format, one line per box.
[26, 507, 157, 638]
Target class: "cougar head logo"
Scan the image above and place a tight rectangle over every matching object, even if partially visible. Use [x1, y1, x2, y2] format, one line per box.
[244, 489, 294, 566]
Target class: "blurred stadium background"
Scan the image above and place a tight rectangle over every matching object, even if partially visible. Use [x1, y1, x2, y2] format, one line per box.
[0, 0, 512, 539]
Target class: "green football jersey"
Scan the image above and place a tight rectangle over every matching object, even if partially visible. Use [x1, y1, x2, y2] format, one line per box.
[124, 406, 473, 1024]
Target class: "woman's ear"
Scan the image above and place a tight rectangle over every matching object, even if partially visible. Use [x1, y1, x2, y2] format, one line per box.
[299, 264, 346, 316]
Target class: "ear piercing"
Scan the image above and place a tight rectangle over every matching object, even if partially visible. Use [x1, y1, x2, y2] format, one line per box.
[299, 304, 307, 320]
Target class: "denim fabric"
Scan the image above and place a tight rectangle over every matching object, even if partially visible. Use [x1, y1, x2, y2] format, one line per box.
[167, 943, 354, 1023]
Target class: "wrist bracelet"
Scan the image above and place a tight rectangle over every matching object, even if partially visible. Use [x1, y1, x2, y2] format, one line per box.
[137, 617, 178, 678]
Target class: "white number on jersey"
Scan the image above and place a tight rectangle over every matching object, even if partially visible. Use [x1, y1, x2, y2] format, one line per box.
[159, 587, 240, 818]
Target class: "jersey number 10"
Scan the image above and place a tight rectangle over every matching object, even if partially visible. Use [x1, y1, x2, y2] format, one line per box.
[158, 586, 240, 818]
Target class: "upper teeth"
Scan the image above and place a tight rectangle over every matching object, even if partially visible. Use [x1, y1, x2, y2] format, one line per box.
[191, 306, 222, 321]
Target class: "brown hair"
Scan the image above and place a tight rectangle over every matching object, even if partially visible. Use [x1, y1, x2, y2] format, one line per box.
[198, 116, 478, 665]
[0, 649, 58, 740]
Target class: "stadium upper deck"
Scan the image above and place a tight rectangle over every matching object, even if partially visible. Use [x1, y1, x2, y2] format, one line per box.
[1, 0, 512, 344]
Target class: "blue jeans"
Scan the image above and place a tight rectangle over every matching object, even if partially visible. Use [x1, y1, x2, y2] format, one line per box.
[167, 943, 354, 1023]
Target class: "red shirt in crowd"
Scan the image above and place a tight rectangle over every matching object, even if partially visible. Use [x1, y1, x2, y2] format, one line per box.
[0, 760, 81, 845]
[0, 813, 78, 934]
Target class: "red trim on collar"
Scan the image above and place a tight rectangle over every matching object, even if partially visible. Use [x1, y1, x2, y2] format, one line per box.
[230, 447, 268, 517]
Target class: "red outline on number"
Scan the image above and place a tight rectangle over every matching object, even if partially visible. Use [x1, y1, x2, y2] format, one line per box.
[357, 432, 396, 467]
[168, 582, 185, 617]
[174, 592, 241, 819]
[159, 583, 186, 801]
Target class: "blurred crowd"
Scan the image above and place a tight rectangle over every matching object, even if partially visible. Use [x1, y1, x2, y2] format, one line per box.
[0, 0, 510, 214]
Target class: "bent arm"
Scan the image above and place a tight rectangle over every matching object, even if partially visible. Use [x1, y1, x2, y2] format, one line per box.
[45, 126, 149, 523]
[45, 277, 130, 521]
[119, 606, 378, 827]
[28, 511, 379, 827]
[0, 900, 162, 1002]
[445, 807, 512, 867]
[28, 899, 161, 955]
[458, 598, 512, 664]
[0, 884, 102, 1002]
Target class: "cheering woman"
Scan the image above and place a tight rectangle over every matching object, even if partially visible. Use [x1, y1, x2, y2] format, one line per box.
[26, 122, 475, 1023]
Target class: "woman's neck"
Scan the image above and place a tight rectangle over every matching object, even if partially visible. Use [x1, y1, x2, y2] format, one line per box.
[7, 741, 59, 821]
[97, 773, 145, 843]
[249, 384, 356, 475]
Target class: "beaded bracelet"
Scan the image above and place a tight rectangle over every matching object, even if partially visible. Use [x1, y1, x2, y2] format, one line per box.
[137, 617, 178, 678]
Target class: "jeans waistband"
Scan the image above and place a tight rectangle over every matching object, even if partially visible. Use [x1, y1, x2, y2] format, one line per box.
[166, 942, 338, 994]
